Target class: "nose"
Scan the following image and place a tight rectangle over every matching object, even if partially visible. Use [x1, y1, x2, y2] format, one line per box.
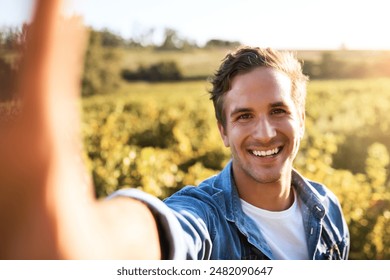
[252, 116, 276, 143]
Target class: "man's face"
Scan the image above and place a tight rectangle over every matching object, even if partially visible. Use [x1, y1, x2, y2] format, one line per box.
[218, 67, 305, 187]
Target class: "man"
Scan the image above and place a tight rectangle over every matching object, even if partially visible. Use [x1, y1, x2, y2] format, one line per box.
[111, 47, 350, 259]
[0, 0, 348, 260]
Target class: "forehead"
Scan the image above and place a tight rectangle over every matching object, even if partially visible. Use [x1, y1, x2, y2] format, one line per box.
[224, 67, 293, 109]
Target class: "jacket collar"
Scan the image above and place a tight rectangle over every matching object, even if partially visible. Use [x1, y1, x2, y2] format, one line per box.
[211, 160, 327, 257]
[211, 160, 273, 257]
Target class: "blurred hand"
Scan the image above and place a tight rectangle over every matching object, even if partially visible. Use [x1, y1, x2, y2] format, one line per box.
[0, 0, 160, 259]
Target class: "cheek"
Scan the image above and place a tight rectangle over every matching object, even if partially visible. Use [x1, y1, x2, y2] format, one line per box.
[225, 125, 246, 147]
[282, 119, 302, 143]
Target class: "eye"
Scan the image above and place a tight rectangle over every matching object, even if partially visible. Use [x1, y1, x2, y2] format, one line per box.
[271, 108, 287, 115]
[237, 113, 253, 121]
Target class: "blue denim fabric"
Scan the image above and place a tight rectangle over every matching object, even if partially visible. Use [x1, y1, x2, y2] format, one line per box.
[165, 161, 349, 259]
[110, 160, 350, 260]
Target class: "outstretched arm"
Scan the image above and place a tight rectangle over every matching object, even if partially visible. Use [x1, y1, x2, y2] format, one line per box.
[0, 0, 160, 259]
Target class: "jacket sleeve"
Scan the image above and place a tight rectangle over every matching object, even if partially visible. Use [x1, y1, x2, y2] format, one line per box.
[107, 188, 212, 259]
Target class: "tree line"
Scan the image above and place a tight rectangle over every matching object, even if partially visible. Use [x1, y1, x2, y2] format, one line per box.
[1, 26, 390, 101]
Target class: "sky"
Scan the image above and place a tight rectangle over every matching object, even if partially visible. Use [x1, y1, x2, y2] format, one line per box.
[1, 0, 390, 50]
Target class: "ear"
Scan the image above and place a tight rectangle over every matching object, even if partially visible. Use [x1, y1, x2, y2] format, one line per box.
[217, 121, 230, 147]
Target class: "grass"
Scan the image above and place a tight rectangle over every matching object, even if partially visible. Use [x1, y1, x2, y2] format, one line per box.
[119, 48, 230, 78]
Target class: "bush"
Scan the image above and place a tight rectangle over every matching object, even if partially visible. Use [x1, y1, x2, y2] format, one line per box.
[121, 61, 183, 82]
[0, 57, 17, 101]
[82, 30, 122, 96]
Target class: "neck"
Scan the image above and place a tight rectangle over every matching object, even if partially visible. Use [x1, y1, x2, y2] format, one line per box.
[234, 171, 294, 211]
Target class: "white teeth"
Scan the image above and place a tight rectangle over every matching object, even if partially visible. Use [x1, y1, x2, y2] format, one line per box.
[252, 148, 279, 157]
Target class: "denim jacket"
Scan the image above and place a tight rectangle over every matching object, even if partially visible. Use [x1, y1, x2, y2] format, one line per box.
[110, 161, 350, 260]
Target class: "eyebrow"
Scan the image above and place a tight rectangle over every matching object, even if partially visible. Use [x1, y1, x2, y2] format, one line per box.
[230, 107, 252, 118]
[270, 101, 287, 108]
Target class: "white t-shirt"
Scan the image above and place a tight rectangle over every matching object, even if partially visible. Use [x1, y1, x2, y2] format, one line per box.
[240, 190, 309, 260]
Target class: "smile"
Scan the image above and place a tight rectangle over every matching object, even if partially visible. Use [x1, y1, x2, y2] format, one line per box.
[251, 147, 281, 157]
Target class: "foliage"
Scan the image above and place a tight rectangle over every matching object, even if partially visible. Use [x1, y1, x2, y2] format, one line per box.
[205, 39, 241, 49]
[121, 61, 183, 82]
[295, 79, 390, 259]
[81, 29, 123, 96]
[0, 25, 26, 101]
[98, 28, 127, 48]
[81, 82, 229, 198]
[0, 26, 25, 51]
[302, 51, 389, 80]
[0, 57, 18, 101]
[81, 79, 390, 260]
[156, 28, 196, 50]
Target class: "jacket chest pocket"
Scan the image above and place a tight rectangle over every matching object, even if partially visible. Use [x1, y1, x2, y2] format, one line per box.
[319, 227, 348, 260]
